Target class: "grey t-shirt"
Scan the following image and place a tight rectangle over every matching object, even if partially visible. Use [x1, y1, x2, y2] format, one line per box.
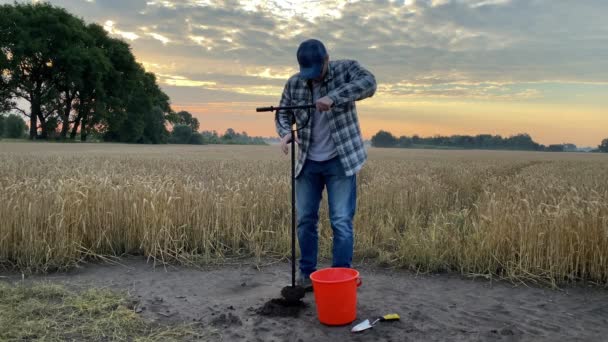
[307, 81, 338, 162]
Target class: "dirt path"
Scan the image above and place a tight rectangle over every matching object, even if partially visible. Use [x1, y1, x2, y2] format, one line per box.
[2, 257, 607, 342]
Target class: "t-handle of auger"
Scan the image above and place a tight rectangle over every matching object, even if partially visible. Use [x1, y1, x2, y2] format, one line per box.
[255, 104, 316, 112]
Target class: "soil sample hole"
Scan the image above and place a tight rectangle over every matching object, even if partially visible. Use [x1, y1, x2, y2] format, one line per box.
[256, 298, 308, 318]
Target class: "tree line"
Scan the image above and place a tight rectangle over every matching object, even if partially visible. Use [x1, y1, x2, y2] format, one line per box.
[0, 110, 267, 146]
[170, 126, 266, 145]
[0, 3, 266, 146]
[371, 130, 608, 153]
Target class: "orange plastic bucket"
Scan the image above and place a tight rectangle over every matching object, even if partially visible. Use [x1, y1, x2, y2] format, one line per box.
[310, 268, 362, 325]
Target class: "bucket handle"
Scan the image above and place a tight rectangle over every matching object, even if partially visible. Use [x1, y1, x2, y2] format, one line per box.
[356, 276, 362, 287]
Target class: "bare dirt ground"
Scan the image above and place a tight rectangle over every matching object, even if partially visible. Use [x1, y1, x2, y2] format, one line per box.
[2, 257, 607, 342]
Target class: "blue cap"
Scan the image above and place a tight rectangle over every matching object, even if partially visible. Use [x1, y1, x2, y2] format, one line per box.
[297, 39, 327, 79]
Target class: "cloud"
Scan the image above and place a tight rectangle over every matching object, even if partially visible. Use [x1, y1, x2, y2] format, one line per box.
[245, 67, 297, 80]
[4, 0, 608, 145]
[103, 20, 139, 41]
[144, 32, 171, 45]
[3, 0, 607, 101]
[377, 80, 542, 101]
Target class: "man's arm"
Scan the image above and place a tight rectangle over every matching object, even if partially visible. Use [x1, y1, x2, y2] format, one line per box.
[326, 60, 377, 106]
[275, 80, 293, 138]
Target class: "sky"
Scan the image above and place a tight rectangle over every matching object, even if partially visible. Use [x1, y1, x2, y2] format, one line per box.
[9, 0, 608, 146]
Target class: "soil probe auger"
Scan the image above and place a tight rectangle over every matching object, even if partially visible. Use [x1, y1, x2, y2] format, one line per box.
[256, 103, 315, 305]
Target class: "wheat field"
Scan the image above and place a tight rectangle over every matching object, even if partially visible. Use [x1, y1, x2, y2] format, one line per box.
[1, 142, 607, 285]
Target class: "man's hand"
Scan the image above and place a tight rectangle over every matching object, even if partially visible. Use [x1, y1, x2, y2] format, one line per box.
[315, 96, 334, 112]
[280, 133, 301, 155]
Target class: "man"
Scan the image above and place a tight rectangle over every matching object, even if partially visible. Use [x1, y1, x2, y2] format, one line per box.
[275, 39, 377, 287]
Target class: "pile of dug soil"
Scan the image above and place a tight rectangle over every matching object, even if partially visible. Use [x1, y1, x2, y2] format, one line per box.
[256, 298, 308, 318]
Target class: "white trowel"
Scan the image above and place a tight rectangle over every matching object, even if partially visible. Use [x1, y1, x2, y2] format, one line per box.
[351, 314, 400, 332]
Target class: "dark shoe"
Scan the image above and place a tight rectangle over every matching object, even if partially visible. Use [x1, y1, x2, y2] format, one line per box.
[297, 274, 314, 292]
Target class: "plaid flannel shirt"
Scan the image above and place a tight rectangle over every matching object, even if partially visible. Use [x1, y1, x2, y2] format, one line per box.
[275, 59, 377, 177]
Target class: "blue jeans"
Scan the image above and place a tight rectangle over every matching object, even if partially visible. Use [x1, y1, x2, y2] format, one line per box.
[296, 157, 357, 278]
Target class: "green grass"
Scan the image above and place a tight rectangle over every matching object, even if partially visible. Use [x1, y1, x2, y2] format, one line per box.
[0, 282, 216, 341]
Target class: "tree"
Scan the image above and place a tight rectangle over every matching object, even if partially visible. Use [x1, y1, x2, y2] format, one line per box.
[142, 106, 169, 144]
[3, 113, 26, 138]
[547, 144, 565, 152]
[0, 3, 90, 139]
[70, 23, 111, 141]
[505, 133, 540, 150]
[397, 136, 412, 147]
[98, 40, 171, 143]
[170, 125, 192, 144]
[371, 130, 398, 147]
[224, 128, 237, 139]
[50, 19, 92, 140]
[44, 116, 59, 139]
[1, 4, 174, 144]
[474, 134, 499, 149]
[0, 115, 4, 137]
[141, 73, 171, 143]
[201, 130, 220, 144]
[0, 80, 14, 114]
[599, 139, 608, 153]
[174, 111, 200, 132]
[189, 132, 204, 145]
